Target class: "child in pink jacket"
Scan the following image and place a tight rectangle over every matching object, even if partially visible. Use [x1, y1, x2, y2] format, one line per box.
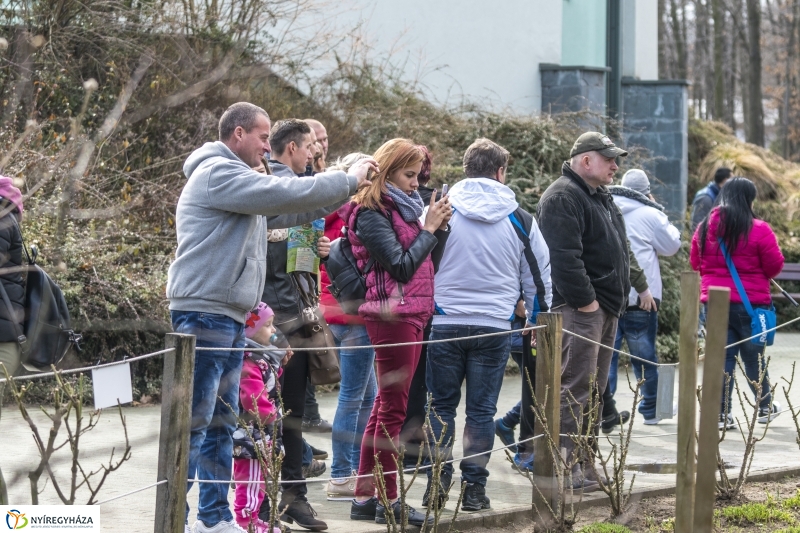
[233, 302, 283, 533]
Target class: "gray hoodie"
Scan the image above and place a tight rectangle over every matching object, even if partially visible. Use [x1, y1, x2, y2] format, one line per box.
[167, 141, 357, 323]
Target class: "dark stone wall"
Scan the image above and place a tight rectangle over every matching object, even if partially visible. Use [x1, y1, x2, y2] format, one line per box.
[540, 64, 608, 118]
[620, 80, 689, 223]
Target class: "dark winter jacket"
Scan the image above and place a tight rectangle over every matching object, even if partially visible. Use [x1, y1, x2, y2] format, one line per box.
[537, 162, 631, 317]
[690, 181, 720, 232]
[260, 160, 332, 335]
[0, 199, 25, 342]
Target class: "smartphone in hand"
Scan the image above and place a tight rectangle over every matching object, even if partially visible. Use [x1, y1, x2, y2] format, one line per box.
[441, 184, 449, 196]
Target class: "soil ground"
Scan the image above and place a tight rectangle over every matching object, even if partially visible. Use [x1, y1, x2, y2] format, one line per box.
[482, 476, 800, 532]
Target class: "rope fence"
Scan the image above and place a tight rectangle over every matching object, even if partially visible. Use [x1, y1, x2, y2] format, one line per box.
[6, 296, 800, 518]
[194, 325, 548, 352]
[0, 348, 176, 383]
[5, 312, 798, 384]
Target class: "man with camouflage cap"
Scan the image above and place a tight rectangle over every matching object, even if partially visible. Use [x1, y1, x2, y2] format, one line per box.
[536, 132, 631, 491]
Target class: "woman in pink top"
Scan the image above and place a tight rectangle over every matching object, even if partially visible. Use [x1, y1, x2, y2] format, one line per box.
[690, 177, 785, 430]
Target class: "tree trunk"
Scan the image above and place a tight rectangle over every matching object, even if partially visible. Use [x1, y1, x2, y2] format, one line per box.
[659, 0, 669, 78]
[745, 0, 764, 146]
[670, 0, 688, 78]
[727, 20, 737, 129]
[783, 0, 799, 158]
[712, 0, 726, 120]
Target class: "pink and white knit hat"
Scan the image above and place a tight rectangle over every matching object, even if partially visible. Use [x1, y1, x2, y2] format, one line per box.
[245, 302, 275, 338]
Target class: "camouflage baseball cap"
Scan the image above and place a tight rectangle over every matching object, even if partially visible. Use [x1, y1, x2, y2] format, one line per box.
[570, 132, 628, 158]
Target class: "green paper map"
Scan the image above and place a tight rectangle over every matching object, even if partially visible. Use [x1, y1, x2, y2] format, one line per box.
[287, 219, 325, 274]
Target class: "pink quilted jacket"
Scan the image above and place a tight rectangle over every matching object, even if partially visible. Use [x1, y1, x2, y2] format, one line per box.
[344, 199, 434, 329]
[239, 357, 279, 425]
[690, 208, 784, 305]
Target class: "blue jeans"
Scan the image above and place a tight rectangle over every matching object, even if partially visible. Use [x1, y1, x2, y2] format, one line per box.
[425, 325, 511, 486]
[329, 324, 376, 478]
[721, 303, 773, 413]
[609, 309, 660, 420]
[171, 310, 245, 526]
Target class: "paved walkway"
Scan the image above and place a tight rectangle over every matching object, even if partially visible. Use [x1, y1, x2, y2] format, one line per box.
[2, 333, 800, 532]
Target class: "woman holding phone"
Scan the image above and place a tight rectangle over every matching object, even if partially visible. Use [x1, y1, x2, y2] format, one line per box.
[344, 139, 451, 526]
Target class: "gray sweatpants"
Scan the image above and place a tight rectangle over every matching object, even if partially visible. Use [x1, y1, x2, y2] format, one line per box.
[558, 306, 618, 460]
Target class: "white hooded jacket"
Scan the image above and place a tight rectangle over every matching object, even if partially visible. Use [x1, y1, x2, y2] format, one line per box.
[433, 177, 552, 330]
[610, 187, 682, 306]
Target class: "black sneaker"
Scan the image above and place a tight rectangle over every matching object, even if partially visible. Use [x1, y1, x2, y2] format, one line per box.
[375, 500, 433, 527]
[422, 472, 452, 510]
[758, 402, 782, 424]
[350, 497, 378, 521]
[279, 499, 327, 531]
[460, 482, 491, 512]
[309, 444, 328, 460]
[302, 418, 333, 433]
[601, 410, 630, 434]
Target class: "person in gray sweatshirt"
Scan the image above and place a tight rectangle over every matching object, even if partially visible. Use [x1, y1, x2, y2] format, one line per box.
[167, 102, 376, 533]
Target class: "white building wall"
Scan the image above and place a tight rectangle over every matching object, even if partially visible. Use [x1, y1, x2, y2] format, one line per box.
[621, 0, 659, 80]
[635, 0, 659, 80]
[315, 0, 563, 114]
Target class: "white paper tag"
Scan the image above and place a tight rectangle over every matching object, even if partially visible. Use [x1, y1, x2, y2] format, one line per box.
[1, 505, 100, 530]
[91, 363, 133, 410]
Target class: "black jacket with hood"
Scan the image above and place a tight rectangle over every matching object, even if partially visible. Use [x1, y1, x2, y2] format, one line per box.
[261, 160, 331, 335]
[537, 162, 631, 317]
[0, 199, 24, 342]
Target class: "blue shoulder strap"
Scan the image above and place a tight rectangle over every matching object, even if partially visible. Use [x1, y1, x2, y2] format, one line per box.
[718, 239, 755, 317]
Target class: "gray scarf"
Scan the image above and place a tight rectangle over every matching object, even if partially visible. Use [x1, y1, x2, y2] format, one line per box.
[608, 185, 665, 212]
[386, 183, 424, 222]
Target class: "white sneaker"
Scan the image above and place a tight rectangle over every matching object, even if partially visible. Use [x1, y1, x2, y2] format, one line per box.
[758, 402, 782, 424]
[192, 519, 248, 533]
[718, 414, 736, 430]
[643, 402, 678, 425]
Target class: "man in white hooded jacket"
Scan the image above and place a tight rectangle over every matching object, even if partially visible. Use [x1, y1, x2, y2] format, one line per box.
[607, 169, 681, 425]
[422, 138, 552, 512]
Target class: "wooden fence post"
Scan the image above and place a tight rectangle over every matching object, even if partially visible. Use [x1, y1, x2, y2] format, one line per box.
[155, 333, 196, 533]
[692, 287, 730, 533]
[533, 312, 563, 526]
[675, 272, 701, 533]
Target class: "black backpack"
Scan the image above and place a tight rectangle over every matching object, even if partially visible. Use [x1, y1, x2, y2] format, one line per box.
[0, 215, 81, 371]
[325, 211, 377, 315]
[325, 232, 375, 316]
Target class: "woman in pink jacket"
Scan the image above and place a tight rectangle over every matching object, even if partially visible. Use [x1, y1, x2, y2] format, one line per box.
[690, 177, 784, 430]
[344, 139, 451, 527]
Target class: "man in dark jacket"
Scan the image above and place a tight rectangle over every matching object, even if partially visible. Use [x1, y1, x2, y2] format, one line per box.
[262, 118, 336, 531]
[690, 167, 731, 232]
[537, 132, 631, 491]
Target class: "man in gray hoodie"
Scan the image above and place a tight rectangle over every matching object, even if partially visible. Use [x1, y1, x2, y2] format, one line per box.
[167, 102, 375, 533]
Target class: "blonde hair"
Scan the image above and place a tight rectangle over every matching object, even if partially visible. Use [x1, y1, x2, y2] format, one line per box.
[329, 152, 370, 172]
[352, 139, 424, 210]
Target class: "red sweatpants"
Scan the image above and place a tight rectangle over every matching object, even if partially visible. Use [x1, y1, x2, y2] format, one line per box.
[355, 320, 423, 500]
